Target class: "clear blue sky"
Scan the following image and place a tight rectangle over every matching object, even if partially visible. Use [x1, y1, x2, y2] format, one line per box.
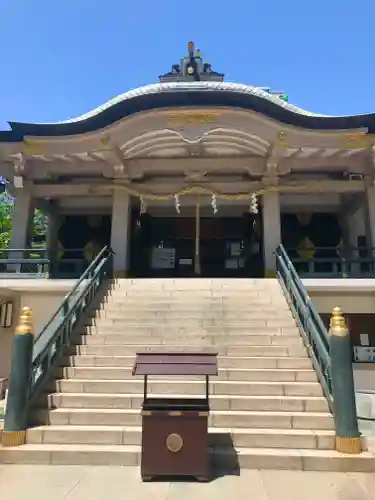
[0, 0, 374, 129]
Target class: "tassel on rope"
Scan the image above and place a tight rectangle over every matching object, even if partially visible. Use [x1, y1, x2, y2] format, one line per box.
[211, 193, 218, 214]
[174, 194, 181, 214]
[250, 193, 258, 214]
[140, 197, 147, 215]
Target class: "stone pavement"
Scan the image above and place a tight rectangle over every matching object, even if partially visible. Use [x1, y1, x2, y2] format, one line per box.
[0, 465, 375, 500]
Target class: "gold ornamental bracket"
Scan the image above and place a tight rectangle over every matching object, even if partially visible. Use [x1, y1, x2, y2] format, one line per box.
[264, 131, 288, 178]
[22, 140, 46, 156]
[342, 132, 373, 150]
[99, 136, 130, 178]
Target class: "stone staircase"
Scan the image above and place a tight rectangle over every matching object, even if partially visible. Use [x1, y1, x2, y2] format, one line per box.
[1, 278, 375, 471]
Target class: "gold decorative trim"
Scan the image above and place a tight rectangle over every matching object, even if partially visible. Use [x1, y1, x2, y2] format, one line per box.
[141, 411, 152, 417]
[166, 433, 183, 453]
[265, 269, 277, 278]
[335, 436, 362, 454]
[22, 140, 46, 156]
[168, 411, 182, 417]
[342, 132, 372, 149]
[113, 270, 127, 279]
[198, 411, 209, 417]
[166, 111, 221, 126]
[1, 430, 26, 447]
[106, 180, 341, 203]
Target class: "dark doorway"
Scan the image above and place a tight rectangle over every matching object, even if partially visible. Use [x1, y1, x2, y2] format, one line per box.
[129, 212, 264, 278]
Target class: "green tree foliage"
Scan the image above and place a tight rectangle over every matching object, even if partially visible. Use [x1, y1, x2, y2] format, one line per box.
[0, 191, 48, 249]
[0, 192, 12, 248]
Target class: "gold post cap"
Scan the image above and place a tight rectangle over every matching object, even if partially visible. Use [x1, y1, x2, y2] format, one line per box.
[15, 306, 34, 336]
[329, 307, 349, 337]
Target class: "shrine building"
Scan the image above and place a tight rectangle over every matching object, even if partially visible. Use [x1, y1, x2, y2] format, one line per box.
[0, 41, 374, 280]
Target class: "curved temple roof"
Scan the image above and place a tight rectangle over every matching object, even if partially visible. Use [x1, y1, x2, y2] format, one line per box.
[1, 81, 375, 143]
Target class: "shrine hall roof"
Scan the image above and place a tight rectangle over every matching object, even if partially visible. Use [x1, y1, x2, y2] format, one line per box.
[1, 81, 375, 141]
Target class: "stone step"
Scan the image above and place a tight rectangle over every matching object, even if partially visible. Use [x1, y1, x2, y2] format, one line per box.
[53, 379, 323, 397]
[97, 309, 293, 319]
[26, 425, 336, 450]
[91, 318, 298, 328]
[2, 443, 373, 471]
[63, 355, 313, 369]
[81, 328, 303, 347]
[70, 344, 308, 357]
[84, 328, 301, 338]
[114, 278, 281, 287]
[41, 408, 334, 429]
[59, 366, 318, 382]
[45, 392, 329, 412]
[85, 321, 299, 332]
[102, 300, 290, 310]
[113, 280, 281, 289]
[111, 286, 280, 299]
[106, 298, 287, 307]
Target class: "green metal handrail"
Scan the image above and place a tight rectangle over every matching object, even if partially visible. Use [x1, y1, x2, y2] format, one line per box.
[0, 248, 50, 277]
[30, 246, 113, 400]
[285, 246, 375, 278]
[276, 244, 333, 408]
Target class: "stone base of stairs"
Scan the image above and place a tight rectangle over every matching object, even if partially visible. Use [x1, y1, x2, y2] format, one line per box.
[1, 443, 375, 472]
[1, 278, 375, 473]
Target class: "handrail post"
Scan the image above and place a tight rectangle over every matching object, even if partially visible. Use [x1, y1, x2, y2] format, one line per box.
[329, 307, 361, 454]
[1, 307, 35, 446]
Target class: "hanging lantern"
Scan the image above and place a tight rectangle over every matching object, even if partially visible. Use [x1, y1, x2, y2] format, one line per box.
[211, 194, 218, 214]
[250, 193, 258, 214]
[174, 194, 181, 214]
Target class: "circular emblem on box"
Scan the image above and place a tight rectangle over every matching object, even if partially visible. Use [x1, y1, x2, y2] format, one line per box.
[166, 433, 183, 453]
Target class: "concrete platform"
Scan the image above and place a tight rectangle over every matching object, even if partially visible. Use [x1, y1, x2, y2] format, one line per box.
[302, 278, 375, 292]
[0, 279, 84, 294]
[0, 465, 374, 500]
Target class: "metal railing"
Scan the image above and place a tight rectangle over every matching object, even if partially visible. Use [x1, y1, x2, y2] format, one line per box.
[276, 244, 363, 453]
[30, 246, 113, 400]
[50, 249, 96, 279]
[0, 248, 50, 278]
[1, 245, 114, 445]
[0, 247, 100, 279]
[276, 245, 333, 408]
[286, 246, 375, 278]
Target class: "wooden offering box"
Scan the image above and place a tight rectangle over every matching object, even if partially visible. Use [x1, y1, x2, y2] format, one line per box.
[132, 352, 218, 482]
